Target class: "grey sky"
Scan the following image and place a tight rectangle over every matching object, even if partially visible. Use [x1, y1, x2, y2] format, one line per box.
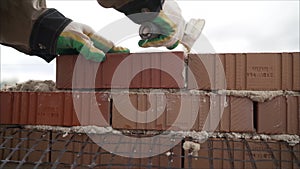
[0, 0, 299, 83]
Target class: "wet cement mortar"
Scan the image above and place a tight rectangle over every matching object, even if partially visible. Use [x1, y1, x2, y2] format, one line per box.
[24, 125, 300, 147]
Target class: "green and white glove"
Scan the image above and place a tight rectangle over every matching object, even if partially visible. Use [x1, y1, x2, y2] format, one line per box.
[138, 0, 185, 50]
[57, 22, 130, 62]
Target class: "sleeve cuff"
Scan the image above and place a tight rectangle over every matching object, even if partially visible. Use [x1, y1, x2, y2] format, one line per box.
[117, 0, 164, 24]
[30, 8, 72, 63]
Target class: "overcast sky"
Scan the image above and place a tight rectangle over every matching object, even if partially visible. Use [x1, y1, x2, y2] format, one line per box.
[1, 0, 299, 83]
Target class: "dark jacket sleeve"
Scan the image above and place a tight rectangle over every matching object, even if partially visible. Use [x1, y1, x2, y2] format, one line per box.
[0, 0, 72, 63]
[30, 9, 72, 62]
[97, 0, 164, 24]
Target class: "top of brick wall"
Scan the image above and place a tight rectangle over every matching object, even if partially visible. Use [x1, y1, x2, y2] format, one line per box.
[56, 52, 300, 91]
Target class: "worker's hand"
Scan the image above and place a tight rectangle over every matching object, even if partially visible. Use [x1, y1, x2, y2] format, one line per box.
[57, 22, 130, 62]
[138, 1, 185, 50]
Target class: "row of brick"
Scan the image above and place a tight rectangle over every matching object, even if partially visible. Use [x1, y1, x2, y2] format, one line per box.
[0, 128, 182, 168]
[56, 52, 185, 89]
[56, 52, 300, 90]
[186, 138, 300, 169]
[1, 128, 299, 169]
[188, 52, 300, 90]
[0, 91, 299, 135]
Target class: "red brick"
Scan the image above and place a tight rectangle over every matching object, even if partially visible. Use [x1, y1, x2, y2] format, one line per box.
[12, 92, 21, 124]
[51, 132, 75, 166]
[51, 133, 102, 168]
[185, 139, 293, 169]
[184, 138, 232, 169]
[56, 54, 76, 89]
[98, 134, 182, 168]
[112, 93, 201, 131]
[56, 52, 185, 89]
[184, 139, 210, 169]
[37, 92, 64, 126]
[196, 95, 253, 133]
[229, 97, 254, 132]
[0, 92, 13, 124]
[20, 93, 30, 124]
[188, 52, 300, 91]
[0, 128, 20, 161]
[2, 129, 50, 163]
[50, 132, 182, 168]
[244, 140, 281, 169]
[293, 144, 300, 168]
[280, 142, 294, 169]
[17, 130, 50, 163]
[0, 91, 110, 127]
[257, 96, 300, 135]
[112, 93, 254, 133]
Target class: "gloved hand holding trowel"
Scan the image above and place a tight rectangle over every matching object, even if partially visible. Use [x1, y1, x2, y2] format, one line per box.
[138, 0, 205, 52]
[0, 0, 204, 63]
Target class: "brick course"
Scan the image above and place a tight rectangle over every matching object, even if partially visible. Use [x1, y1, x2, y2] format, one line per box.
[56, 52, 185, 89]
[257, 96, 300, 135]
[184, 139, 300, 169]
[2, 52, 300, 134]
[188, 52, 300, 90]
[0, 92, 110, 127]
[112, 93, 254, 132]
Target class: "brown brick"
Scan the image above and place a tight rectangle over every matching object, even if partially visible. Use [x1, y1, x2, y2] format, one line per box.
[112, 93, 254, 133]
[188, 52, 300, 91]
[98, 134, 182, 168]
[12, 92, 21, 124]
[0, 128, 20, 161]
[56, 52, 185, 89]
[280, 142, 294, 169]
[184, 138, 233, 169]
[187, 54, 216, 90]
[244, 140, 281, 169]
[51, 133, 101, 168]
[293, 144, 300, 168]
[184, 140, 210, 169]
[0, 128, 50, 164]
[196, 95, 253, 133]
[37, 92, 64, 126]
[56, 54, 76, 89]
[112, 93, 203, 131]
[0, 92, 13, 124]
[0, 91, 110, 127]
[229, 97, 254, 132]
[187, 139, 293, 169]
[16, 130, 50, 163]
[287, 96, 300, 135]
[257, 96, 300, 134]
[51, 132, 76, 167]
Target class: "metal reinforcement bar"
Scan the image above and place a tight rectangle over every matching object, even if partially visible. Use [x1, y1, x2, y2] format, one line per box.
[0, 126, 299, 169]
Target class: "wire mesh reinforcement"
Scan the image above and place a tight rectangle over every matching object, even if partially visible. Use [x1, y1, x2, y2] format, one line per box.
[0, 126, 299, 169]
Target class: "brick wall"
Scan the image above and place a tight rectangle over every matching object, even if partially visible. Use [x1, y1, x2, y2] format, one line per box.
[1, 52, 300, 135]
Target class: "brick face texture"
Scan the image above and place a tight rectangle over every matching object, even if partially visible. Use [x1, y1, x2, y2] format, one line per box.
[56, 52, 185, 89]
[188, 52, 300, 90]
[1, 52, 300, 134]
[50, 132, 182, 168]
[257, 96, 300, 135]
[0, 92, 110, 127]
[1, 91, 255, 133]
[184, 139, 300, 169]
[112, 93, 254, 132]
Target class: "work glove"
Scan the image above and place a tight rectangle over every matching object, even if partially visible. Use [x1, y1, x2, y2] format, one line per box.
[138, 0, 205, 52]
[138, 0, 185, 50]
[57, 22, 130, 62]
